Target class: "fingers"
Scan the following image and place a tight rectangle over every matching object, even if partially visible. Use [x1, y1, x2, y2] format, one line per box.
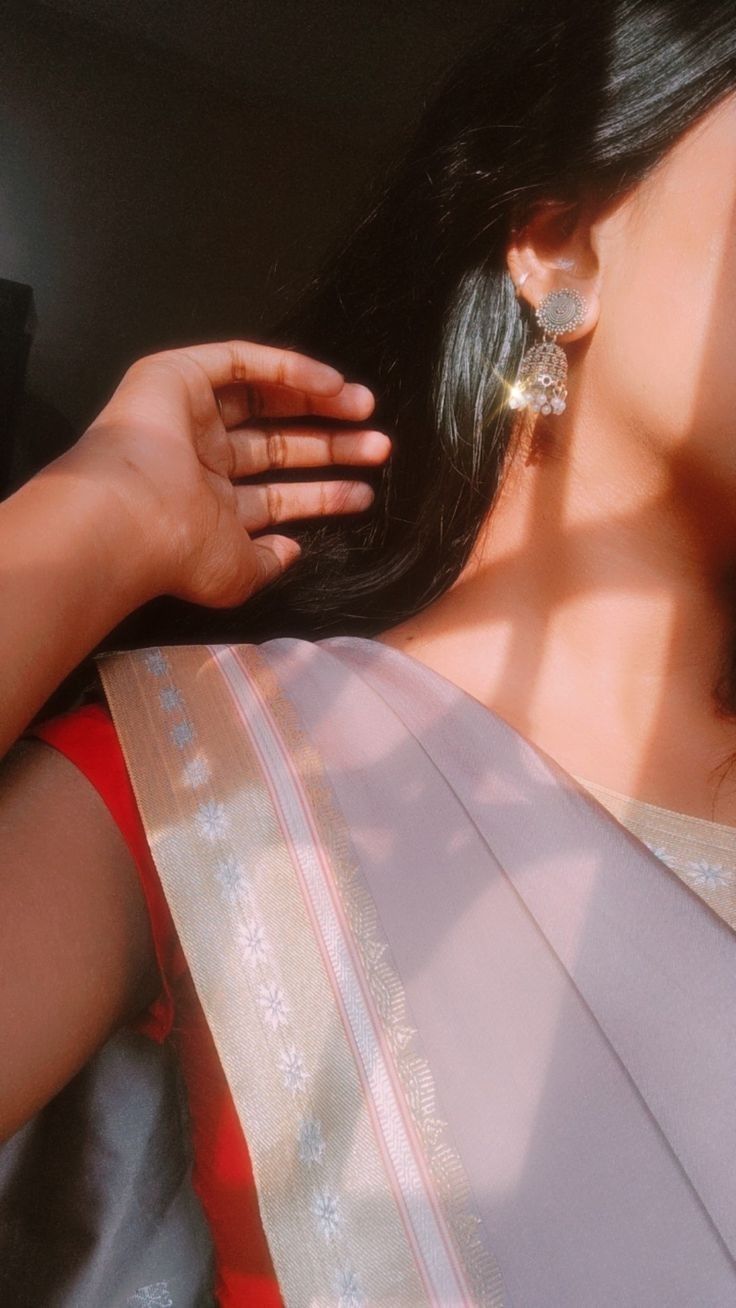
[216, 378, 375, 426]
[174, 339, 360, 399]
[235, 479, 376, 533]
[228, 425, 391, 477]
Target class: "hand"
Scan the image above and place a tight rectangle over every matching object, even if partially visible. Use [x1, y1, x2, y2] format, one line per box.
[65, 339, 389, 608]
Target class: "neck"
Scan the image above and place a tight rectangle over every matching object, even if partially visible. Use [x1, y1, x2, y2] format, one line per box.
[473, 406, 735, 714]
[379, 405, 736, 814]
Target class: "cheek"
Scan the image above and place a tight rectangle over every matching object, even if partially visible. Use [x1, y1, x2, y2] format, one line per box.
[595, 218, 736, 455]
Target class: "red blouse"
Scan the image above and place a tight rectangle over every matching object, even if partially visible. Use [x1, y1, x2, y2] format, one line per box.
[23, 702, 284, 1308]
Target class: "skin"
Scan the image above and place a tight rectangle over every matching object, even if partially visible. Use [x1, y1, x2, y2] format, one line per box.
[0, 344, 382, 758]
[377, 90, 736, 823]
[0, 341, 386, 1138]
[3, 92, 736, 1137]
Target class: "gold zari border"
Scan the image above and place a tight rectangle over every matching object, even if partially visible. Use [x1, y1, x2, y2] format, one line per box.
[96, 641, 506, 1306]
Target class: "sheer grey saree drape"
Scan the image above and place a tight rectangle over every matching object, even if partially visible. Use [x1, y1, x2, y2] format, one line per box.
[95, 636, 736, 1306]
[2, 632, 734, 1306]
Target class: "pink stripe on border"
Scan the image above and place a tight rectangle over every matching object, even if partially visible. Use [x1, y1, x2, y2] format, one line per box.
[221, 644, 476, 1303]
[210, 648, 442, 1304]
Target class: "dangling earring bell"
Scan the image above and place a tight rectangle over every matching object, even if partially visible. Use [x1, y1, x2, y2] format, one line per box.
[508, 287, 587, 416]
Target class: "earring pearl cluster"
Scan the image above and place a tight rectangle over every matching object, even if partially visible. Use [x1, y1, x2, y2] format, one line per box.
[508, 287, 587, 416]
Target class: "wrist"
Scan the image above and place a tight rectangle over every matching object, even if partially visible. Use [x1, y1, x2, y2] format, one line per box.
[25, 448, 165, 617]
[0, 455, 163, 753]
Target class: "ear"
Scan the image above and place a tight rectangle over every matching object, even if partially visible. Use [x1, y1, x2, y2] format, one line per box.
[507, 199, 601, 342]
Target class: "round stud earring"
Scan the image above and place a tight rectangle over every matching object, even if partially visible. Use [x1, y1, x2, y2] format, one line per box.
[508, 287, 587, 416]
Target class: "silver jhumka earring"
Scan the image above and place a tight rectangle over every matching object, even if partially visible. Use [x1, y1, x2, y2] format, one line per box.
[508, 287, 587, 416]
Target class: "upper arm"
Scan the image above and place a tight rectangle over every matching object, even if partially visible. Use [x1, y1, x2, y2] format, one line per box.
[0, 735, 159, 1141]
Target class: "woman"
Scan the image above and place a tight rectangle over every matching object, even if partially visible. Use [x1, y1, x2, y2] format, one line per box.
[2, 0, 736, 1303]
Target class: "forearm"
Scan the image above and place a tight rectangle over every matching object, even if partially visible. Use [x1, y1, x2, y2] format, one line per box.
[0, 450, 157, 758]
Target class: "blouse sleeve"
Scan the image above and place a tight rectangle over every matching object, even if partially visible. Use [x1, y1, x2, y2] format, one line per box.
[20, 701, 186, 1043]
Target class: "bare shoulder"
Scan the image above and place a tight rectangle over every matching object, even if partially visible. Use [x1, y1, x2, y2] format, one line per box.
[0, 735, 158, 1141]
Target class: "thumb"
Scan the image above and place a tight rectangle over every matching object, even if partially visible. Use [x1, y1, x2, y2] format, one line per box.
[251, 535, 303, 593]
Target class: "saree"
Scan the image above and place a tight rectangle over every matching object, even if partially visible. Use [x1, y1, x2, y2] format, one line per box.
[82, 632, 736, 1307]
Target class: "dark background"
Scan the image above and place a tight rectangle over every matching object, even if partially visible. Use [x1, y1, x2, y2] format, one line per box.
[2, 0, 499, 491]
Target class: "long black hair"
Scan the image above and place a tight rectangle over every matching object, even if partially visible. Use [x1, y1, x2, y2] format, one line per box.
[211, 0, 736, 638]
[45, 0, 736, 720]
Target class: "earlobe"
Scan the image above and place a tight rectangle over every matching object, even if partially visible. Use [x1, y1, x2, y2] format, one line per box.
[507, 260, 600, 342]
[506, 199, 601, 338]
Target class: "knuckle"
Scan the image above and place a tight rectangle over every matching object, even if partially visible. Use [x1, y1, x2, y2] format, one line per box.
[273, 355, 288, 389]
[266, 427, 288, 468]
[265, 482, 282, 521]
[226, 340, 251, 384]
